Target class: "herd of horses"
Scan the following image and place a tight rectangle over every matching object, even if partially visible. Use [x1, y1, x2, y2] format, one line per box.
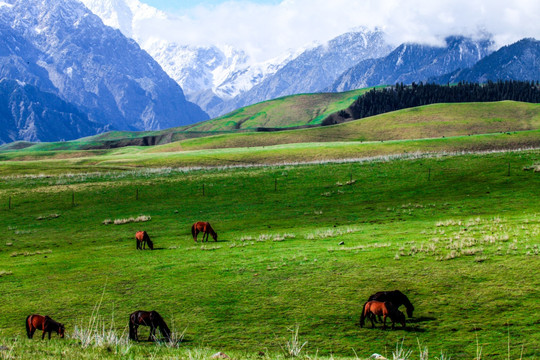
[26, 221, 414, 341]
[25, 291, 414, 341]
[136, 221, 217, 250]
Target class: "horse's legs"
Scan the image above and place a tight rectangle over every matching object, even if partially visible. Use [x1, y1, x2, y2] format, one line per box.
[42, 330, 46, 340]
[143, 240, 146, 249]
[204, 231, 209, 242]
[29, 327, 35, 339]
[369, 312, 376, 328]
[382, 315, 387, 330]
[194, 230, 198, 243]
[148, 325, 156, 341]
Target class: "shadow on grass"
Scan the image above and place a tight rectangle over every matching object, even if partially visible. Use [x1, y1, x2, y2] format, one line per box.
[403, 325, 426, 333]
[407, 316, 436, 324]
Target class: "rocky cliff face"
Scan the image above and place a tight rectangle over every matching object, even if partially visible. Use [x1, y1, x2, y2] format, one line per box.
[0, 0, 208, 143]
[0, 79, 104, 143]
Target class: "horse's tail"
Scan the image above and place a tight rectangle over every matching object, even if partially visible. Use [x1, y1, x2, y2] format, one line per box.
[191, 224, 196, 240]
[359, 301, 369, 327]
[26, 315, 32, 338]
[128, 314, 136, 340]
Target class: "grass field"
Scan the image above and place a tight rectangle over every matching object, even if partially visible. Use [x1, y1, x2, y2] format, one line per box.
[0, 99, 539, 359]
[0, 148, 539, 359]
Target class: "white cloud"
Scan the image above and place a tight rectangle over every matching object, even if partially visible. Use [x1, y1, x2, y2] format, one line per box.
[138, 0, 540, 62]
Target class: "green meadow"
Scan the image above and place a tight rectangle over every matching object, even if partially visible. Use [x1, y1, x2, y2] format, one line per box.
[0, 99, 539, 359]
[0, 149, 539, 359]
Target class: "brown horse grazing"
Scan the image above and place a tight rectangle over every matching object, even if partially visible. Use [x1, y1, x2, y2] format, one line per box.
[360, 301, 406, 329]
[129, 310, 171, 342]
[26, 314, 65, 339]
[135, 231, 153, 250]
[368, 290, 414, 318]
[191, 221, 218, 242]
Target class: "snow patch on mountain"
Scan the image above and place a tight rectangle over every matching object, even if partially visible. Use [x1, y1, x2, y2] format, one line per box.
[79, 0, 302, 111]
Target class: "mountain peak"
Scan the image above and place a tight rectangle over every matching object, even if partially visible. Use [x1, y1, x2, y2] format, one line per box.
[0, 0, 208, 143]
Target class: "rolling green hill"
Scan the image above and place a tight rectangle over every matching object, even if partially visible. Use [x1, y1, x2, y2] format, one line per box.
[0, 88, 371, 152]
[183, 88, 373, 131]
[1, 101, 539, 172]
[149, 101, 540, 152]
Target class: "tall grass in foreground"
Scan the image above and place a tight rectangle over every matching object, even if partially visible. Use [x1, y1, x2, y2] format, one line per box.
[282, 325, 308, 358]
[0, 332, 529, 359]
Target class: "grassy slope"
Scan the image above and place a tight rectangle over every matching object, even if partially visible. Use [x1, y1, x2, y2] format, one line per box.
[152, 101, 540, 152]
[0, 151, 539, 359]
[0, 130, 538, 175]
[1, 101, 538, 171]
[0, 89, 369, 152]
[184, 88, 372, 131]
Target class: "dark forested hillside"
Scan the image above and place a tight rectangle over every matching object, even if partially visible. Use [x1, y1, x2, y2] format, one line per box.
[323, 81, 540, 125]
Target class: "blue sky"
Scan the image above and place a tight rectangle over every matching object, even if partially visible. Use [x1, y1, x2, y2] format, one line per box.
[140, 0, 281, 13]
[134, 0, 539, 63]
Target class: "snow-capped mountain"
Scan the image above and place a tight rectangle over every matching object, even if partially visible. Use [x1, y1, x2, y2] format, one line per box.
[329, 36, 494, 92]
[79, 0, 298, 115]
[0, 0, 208, 143]
[211, 29, 393, 116]
[433, 38, 540, 84]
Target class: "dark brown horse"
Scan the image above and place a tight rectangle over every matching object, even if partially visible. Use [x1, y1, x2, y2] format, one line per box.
[360, 301, 406, 329]
[136, 231, 153, 250]
[129, 310, 171, 342]
[191, 221, 218, 242]
[368, 290, 414, 318]
[26, 314, 65, 339]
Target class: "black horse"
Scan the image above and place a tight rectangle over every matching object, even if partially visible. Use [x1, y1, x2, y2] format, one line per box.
[368, 290, 414, 318]
[129, 310, 171, 342]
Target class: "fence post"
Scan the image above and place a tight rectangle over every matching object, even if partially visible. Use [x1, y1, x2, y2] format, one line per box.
[507, 162, 511, 177]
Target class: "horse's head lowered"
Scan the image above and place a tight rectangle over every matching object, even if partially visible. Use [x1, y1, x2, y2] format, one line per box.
[47, 317, 65, 338]
[406, 304, 414, 318]
[58, 323, 65, 338]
